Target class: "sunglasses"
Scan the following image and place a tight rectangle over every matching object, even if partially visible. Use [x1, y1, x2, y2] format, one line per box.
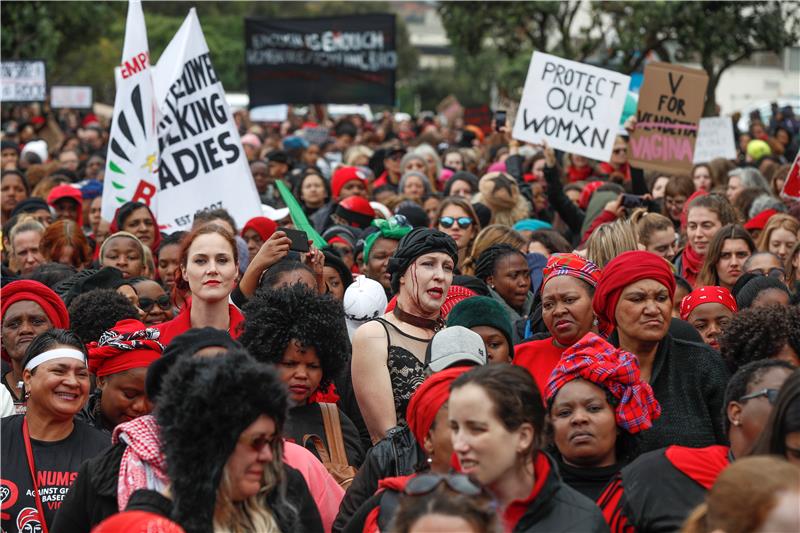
[739, 388, 780, 404]
[138, 294, 171, 313]
[240, 434, 273, 452]
[404, 473, 482, 497]
[613, 148, 627, 155]
[748, 267, 785, 281]
[439, 216, 472, 230]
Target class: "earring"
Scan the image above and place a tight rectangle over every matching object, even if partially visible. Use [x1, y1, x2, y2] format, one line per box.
[592, 317, 599, 327]
[733, 420, 741, 427]
[426, 457, 433, 465]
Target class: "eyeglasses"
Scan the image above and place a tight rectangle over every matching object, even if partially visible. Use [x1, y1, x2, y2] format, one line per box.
[439, 216, 473, 230]
[748, 267, 786, 281]
[404, 473, 482, 497]
[613, 148, 627, 155]
[138, 294, 171, 313]
[739, 388, 780, 404]
[240, 434, 273, 452]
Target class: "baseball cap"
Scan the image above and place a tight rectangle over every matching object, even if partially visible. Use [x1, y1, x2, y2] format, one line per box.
[425, 326, 487, 372]
[343, 275, 388, 340]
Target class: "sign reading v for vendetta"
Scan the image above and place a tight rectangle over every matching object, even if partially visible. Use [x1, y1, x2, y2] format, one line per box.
[629, 62, 709, 174]
[153, 8, 261, 233]
[512, 52, 630, 162]
[244, 14, 397, 106]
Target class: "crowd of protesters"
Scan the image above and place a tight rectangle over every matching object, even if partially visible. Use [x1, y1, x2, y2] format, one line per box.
[1, 99, 800, 533]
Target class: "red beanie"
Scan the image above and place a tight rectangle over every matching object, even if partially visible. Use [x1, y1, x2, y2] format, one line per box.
[93, 511, 186, 533]
[406, 366, 472, 446]
[1, 280, 70, 361]
[331, 166, 367, 200]
[592, 251, 676, 330]
[241, 216, 277, 242]
[744, 208, 778, 231]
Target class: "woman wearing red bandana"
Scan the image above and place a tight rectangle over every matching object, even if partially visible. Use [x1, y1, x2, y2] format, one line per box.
[593, 250, 730, 453]
[545, 333, 660, 503]
[599, 359, 794, 533]
[515, 253, 603, 395]
[679, 286, 738, 351]
[80, 319, 163, 434]
[449, 365, 607, 533]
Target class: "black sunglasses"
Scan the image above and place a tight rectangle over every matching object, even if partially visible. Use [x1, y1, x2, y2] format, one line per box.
[739, 388, 780, 404]
[404, 473, 482, 497]
[138, 294, 171, 313]
[748, 267, 785, 280]
[439, 216, 472, 230]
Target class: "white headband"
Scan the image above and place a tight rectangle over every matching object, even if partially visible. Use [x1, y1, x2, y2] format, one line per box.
[24, 348, 86, 372]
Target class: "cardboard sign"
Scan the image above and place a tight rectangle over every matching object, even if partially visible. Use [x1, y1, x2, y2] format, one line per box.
[782, 152, 800, 200]
[50, 86, 93, 109]
[512, 52, 630, 162]
[629, 62, 709, 174]
[464, 105, 492, 135]
[101, 0, 160, 223]
[244, 14, 396, 106]
[1, 60, 46, 102]
[152, 9, 262, 233]
[692, 116, 737, 164]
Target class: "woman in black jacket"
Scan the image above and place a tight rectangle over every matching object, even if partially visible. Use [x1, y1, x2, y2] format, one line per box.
[449, 364, 608, 533]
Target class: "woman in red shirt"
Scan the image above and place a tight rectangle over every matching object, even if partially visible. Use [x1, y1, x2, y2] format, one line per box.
[514, 253, 603, 394]
[156, 224, 243, 344]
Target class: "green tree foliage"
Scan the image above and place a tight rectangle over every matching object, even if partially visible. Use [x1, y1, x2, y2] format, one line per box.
[1, 1, 416, 105]
[438, 0, 800, 114]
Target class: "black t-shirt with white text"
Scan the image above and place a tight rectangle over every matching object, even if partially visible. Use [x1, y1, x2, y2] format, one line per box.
[1, 414, 109, 532]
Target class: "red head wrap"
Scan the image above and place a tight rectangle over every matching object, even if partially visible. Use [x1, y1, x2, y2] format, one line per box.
[87, 319, 164, 377]
[1, 280, 69, 361]
[406, 366, 471, 447]
[679, 286, 737, 321]
[592, 251, 676, 330]
[545, 332, 661, 434]
[241, 216, 277, 242]
[542, 253, 602, 292]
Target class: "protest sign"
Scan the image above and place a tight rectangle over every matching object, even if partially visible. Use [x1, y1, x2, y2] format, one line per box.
[153, 8, 261, 233]
[629, 62, 708, 174]
[244, 14, 396, 106]
[1, 60, 46, 102]
[303, 126, 330, 146]
[464, 105, 493, 136]
[50, 86, 93, 109]
[781, 152, 800, 200]
[250, 104, 288, 122]
[512, 52, 630, 162]
[692, 116, 737, 164]
[101, 0, 160, 223]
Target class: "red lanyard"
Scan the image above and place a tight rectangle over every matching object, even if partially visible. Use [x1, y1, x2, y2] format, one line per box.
[22, 417, 50, 533]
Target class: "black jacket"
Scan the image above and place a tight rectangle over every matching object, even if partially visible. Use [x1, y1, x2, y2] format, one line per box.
[74, 391, 113, 435]
[512, 454, 609, 533]
[333, 425, 424, 532]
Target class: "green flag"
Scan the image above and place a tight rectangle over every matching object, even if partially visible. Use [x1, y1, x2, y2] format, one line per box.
[275, 179, 327, 249]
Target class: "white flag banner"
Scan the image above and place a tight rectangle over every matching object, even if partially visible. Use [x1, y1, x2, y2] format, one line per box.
[152, 8, 261, 233]
[101, 0, 160, 223]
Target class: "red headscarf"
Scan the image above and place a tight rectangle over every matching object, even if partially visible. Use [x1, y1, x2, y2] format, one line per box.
[46, 184, 84, 226]
[1, 280, 70, 361]
[542, 253, 602, 292]
[578, 180, 605, 210]
[592, 251, 676, 330]
[679, 286, 737, 321]
[406, 366, 472, 447]
[241, 216, 277, 242]
[545, 332, 661, 434]
[87, 319, 164, 377]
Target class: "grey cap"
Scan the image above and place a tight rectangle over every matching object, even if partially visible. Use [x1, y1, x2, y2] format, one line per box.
[425, 326, 487, 373]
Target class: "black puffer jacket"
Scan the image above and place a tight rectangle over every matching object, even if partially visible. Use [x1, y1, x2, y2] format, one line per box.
[333, 425, 423, 532]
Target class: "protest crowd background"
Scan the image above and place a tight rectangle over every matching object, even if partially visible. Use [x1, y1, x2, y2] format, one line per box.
[2, 2, 800, 533]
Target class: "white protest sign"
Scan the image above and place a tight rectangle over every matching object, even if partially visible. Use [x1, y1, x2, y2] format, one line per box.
[101, 0, 160, 223]
[250, 104, 288, 122]
[51, 86, 93, 108]
[692, 116, 737, 164]
[153, 8, 261, 233]
[512, 52, 630, 162]
[1, 60, 46, 102]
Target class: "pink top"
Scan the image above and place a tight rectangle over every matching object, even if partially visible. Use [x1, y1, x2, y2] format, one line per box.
[283, 441, 344, 533]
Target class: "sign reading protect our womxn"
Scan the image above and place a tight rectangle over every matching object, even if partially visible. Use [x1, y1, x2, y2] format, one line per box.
[513, 52, 630, 162]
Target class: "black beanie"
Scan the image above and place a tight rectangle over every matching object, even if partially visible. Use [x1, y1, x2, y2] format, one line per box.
[157, 350, 288, 533]
[387, 227, 458, 294]
[145, 327, 242, 400]
[447, 295, 515, 358]
[10, 197, 50, 219]
[735, 275, 790, 310]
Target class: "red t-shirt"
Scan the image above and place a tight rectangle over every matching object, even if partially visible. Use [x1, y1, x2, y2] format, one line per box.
[513, 338, 566, 398]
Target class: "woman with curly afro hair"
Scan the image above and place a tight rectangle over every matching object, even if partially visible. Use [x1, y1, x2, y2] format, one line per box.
[718, 305, 800, 372]
[241, 284, 364, 469]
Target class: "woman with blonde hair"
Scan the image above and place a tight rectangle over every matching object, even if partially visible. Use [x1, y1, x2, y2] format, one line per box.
[344, 145, 374, 167]
[461, 224, 525, 276]
[585, 218, 639, 268]
[681, 456, 800, 533]
[632, 210, 678, 262]
[475, 172, 530, 227]
[755, 213, 799, 264]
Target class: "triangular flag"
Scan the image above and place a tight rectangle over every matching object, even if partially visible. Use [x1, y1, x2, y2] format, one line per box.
[275, 179, 327, 249]
[101, 0, 159, 223]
